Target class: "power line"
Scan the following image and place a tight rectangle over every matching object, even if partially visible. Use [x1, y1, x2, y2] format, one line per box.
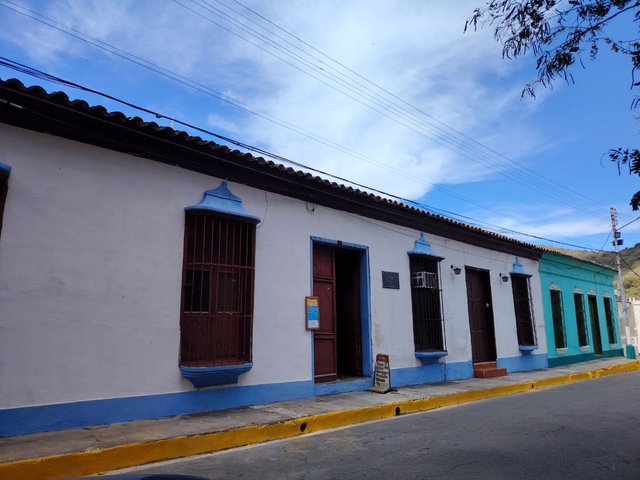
[174, 0, 609, 218]
[0, 0, 610, 222]
[208, 0, 611, 216]
[0, 65, 606, 251]
[19, 94, 565, 265]
[619, 215, 640, 230]
[598, 231, 613, 252]
[0, 57, 523, 226]
[0, 0, 537, 225]
[341, 211, 607, 264]
[0, 59, 515, 227]
[534, 254, 616, 274]
[2, 82, 547, 263]
[0, 59, 528, 230]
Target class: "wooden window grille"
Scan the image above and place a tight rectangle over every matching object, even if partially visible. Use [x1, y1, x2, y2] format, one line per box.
[603, 297, 617, 344]
[409, 256, 445, 352]
[574, 293, 589, 347]
[550, 289, 566, 349]
[511, 274, 536, 346]
[180, 212, 256, 366]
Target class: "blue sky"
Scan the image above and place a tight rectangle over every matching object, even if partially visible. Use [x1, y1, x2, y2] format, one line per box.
[0, 0, 638, 251]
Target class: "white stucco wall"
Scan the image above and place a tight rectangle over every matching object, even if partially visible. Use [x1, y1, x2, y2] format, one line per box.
[0, 124, 546, 409]
[619, 297, 640, 349]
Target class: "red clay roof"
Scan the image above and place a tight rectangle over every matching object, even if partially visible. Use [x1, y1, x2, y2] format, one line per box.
[0, 77, 542, 256]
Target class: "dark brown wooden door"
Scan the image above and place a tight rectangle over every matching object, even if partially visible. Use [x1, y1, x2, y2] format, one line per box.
[465, 268, 497, 363]
[336, 249, 362, 376]
[313, 244, 337, 382]
[588, 295, 603, 354]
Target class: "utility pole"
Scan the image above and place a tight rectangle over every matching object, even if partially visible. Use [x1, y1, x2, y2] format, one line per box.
[610, 207, 632, 358]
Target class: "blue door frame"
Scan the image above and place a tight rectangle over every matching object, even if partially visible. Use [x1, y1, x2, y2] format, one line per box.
[310, 237, 373, 383]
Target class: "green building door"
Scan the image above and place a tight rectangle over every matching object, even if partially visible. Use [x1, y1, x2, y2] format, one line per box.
[587, 295, 603, 355]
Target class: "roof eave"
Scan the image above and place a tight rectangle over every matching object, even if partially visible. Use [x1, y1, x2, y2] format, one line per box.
[0, 78, 541, 260]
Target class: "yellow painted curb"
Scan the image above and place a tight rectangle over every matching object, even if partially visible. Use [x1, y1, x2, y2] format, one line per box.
[2, 360, 639, 480]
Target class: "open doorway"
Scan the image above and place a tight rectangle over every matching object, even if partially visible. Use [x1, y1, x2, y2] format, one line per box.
[313, 243, 366, 383]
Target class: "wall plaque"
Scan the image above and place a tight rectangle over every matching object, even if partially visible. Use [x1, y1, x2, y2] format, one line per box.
[369, 353, 391, 393]
[382, 271, 400, 289]
[305, 296, 320, 330]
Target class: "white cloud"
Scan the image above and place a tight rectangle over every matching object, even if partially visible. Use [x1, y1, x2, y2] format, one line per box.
[469, 203, 612, 245]
[211, 0, 549, 197]
[206, 113, 240, 134]
[10, 1, 633, 247]
[0, 0, 554, 201]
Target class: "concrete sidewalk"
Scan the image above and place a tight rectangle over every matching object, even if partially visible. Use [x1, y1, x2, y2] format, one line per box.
[1, 357, 638, 480]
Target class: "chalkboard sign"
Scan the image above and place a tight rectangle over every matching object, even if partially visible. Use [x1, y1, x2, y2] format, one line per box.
[382, 271, 400, 289]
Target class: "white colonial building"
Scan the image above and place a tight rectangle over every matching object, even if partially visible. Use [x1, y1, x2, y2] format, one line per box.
[0, 78, 547, 436]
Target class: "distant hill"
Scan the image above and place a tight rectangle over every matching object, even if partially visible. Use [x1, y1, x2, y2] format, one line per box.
[546, 243, 640, 297]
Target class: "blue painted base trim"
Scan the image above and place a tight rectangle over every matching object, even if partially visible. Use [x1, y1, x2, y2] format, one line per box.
[0, 374, 376, 437]
[313, 377, 373, 396]
[392, 360, 473, 387]
[0, 380, 312, 437]
[496, 353, 547, 373]
[0, 359, 493, 437]
[180, 363, 252, 388]
[393, 363, 444, 387]
[445, 361, 474, 380]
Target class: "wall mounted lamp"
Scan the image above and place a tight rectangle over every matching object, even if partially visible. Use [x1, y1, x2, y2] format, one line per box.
[499, 273, 509, 282]
[451, 265, 462, 275]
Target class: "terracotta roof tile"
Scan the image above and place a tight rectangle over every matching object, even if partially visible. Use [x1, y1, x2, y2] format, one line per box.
[0, 77, 542, 254]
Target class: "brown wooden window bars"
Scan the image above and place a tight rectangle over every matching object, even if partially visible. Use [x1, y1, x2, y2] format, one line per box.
[511, 274, 536, 346]
[409, 256, 446, 352]
[180, 212, 256, 367]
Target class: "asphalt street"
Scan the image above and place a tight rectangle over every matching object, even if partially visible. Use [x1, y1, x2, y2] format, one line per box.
[121, 371, 640, 479]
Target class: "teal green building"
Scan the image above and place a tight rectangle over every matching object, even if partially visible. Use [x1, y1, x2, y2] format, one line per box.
[539, 252, 623, 367]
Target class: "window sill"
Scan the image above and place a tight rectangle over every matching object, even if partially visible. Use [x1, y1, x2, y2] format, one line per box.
[518, 345, 538, 353]
[415, 351, 448, 365]
[555, 348, 568, 355]
[180, 363, 252, 388]
[579, 346, 591, 352]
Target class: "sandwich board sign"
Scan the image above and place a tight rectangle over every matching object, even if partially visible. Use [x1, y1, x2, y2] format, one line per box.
[369, 354, 392, 393]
